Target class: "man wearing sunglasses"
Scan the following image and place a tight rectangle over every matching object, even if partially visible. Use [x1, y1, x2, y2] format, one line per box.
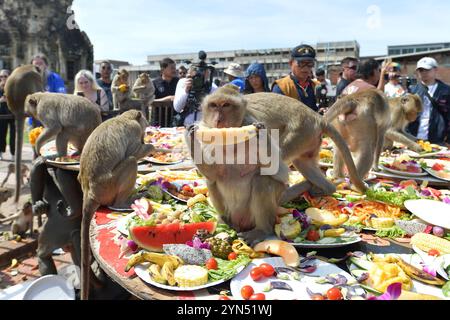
[335, 57, 359, 97]
[272, 44, 318, 111]
[97, 61, 113, 109]
[407, 57, 450, 145]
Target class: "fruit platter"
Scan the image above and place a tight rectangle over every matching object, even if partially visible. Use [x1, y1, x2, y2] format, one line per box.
[143, 126, 190, 165]
[380, 154, 427, 177]
[422, 159, 450, 182]
[39, 140, 80, 164]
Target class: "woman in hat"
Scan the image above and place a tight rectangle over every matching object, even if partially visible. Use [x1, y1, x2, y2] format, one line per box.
[223, 63, 245, 92]
[244, 63, 270, 94]
[384, 62, 406, 98]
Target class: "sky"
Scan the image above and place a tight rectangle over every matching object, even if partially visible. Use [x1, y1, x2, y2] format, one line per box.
[71, 0, 450, 65]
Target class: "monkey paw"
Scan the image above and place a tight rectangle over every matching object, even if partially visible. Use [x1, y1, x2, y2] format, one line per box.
[32, 200, 49, 216]
[238, 229, 268, 247]
[252, 122, 266, 130]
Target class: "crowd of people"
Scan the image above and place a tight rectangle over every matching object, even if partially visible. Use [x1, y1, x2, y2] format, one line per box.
[0, 44, 449, 161]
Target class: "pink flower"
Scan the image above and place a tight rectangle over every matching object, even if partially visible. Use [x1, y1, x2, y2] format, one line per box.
[368, 283, 402, 300]
[131, 199, 150, 220]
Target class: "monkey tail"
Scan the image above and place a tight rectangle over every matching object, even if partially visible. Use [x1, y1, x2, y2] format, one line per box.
[324, 124, 368, 193]
[323, 96, 358, 123]
[81, 195, 100, 300]
[14, 116, 24, 203]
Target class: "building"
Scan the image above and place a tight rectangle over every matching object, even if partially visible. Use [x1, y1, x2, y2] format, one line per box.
[388, 42, 450, 56]
[125, 41, 360, 86]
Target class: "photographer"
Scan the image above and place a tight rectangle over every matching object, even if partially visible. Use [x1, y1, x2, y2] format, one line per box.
[173, 65, 218, 127]
[314, 68, 332, 114]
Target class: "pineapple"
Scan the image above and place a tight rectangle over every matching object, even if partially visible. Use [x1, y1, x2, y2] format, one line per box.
[205, 237, 233, 260]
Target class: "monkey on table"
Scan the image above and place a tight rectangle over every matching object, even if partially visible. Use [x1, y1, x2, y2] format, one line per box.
[243, 92, 367, 200]
[132, 73, 155, 119]
[4, 65, 43, 202]
[324, 89, 391, 180]
[78, 110, 157, 300]
[187, 85, 290, 245]
[24, 92, 102, 157]
[384, 94, 424, 152]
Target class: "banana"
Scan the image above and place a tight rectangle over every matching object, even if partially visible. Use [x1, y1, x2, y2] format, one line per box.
[125, 251, 184, 272]
[148, 264, 167, 285]
[161, 261, 177, 286]
[324, 228, 346, 237]
[395, 258, 446, 286]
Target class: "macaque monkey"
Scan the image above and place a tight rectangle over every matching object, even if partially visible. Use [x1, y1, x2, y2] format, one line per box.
[24, 93, 102, 157]
[186, 85, 289, 244]
[111, 69, 131, 111]
[324, 89, 391, 180]
[244, 93, 367, 200]
[132, 73, 155, 104]
[4, 65, 44, 202]
[11, 202, 33, 237]
[78, 110, 156, 300]
[1, 163, 30, 188]
[384, 94, 423, 152]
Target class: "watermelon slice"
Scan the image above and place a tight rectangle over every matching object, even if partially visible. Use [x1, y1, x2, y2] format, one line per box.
[129, 221, 217, 252]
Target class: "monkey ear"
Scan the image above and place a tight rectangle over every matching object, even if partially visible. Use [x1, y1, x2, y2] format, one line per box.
[27, 97, 38, 107]
[400, 96, 409, 105]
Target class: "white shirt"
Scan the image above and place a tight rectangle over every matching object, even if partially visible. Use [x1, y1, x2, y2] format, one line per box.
[417, 82, 438, 140]
[384, 82, 406, 98]
[174, 78, 218, 127]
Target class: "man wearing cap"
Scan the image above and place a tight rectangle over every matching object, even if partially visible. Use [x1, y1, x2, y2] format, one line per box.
[384, 62, 406, 98]
[407, 57, 450, 145]
[272, 44, 318, 112]
[223, 63, 245, 93]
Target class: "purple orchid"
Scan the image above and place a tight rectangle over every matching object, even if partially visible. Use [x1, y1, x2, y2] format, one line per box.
[293, 210, 311, 229]
[119, 237, 139, 259]
[443, 197, 450, 205]
[368, 282, 402, 300]
[186, 237, 211, 250]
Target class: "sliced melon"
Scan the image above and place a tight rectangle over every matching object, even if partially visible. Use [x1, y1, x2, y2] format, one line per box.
[196, 125, 258, 146]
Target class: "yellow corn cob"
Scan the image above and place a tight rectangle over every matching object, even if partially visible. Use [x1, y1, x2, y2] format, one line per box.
[174, 265, 208, 287]
[187, 194, 207, 207]
[411, 233, 450, 255]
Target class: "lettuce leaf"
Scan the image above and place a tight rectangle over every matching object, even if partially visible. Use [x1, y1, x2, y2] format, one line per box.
[208, 254, 251, 281]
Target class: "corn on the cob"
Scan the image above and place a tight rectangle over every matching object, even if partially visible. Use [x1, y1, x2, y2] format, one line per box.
[174, 265, 208, 287]
[411, 233, 450, 255]
[187, 194, 207, 207]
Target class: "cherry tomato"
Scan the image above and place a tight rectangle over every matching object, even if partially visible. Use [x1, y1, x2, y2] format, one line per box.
[306, 230, 321, 242]
[432, 163, 445, 171]
[250, 267, 264, 281]
[205, 258, 218, 270]
[241, 286, 254, 300]
[428, 249, 440, 257]
[182, 185, 193, 192]
[228, 252, 238, 260]
[311, 294, 326, 300]
[259, 263, 275, 277]
[326, 288, 343, 300]
[249, 293, 266, 300]
[218, 295, 231, 300]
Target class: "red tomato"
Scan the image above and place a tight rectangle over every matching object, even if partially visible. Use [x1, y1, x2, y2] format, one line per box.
[249, 293, 266, 300]
[205, 258, 218, 270]
[326, 288, 343, 300]
[306, 230, 320, 242]
[241, 286, 254, 300]
[259, 263, 275, 277]
[182, 185, 193, 192]
[311, 294, 326, 300]
[432, 163, 445, 171]
[228, 252, 238, 260]
[428, 249, 440, 257]
[219, 295, 231, 300]
[250, 267, 264, 281]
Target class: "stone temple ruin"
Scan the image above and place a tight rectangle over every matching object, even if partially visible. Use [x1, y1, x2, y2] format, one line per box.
[0, 0, 93, 89]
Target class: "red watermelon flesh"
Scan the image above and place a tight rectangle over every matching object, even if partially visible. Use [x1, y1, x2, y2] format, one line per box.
[129, 222, 217, 252]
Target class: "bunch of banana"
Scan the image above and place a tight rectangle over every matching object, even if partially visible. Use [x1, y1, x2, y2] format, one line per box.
[370, 254, 446, 286]
[305, 208, 349, 227]
[125, 251, 183, 272]
[148, 261, 177, 286]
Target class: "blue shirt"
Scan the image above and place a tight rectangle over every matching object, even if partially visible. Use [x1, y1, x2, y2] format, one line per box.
[272, 76, 318, 112]
[230, 78, 245, 93]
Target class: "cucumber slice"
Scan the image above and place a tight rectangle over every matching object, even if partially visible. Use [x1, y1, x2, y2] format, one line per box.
[350, 269, 368, 278]
[349, 257, 374, 270]
[317, 237, 338, 244]
[359, 284, 383, 296]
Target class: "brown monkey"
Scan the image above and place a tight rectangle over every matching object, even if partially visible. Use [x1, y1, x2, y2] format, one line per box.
[11, 202, 33, 237]
[78, 110, 156, 300]
[111, 69, 131, 111]
[132, 73, 155, 104]
[187, 85, 289, 245]
[324, 89, 391, 180]
[384, 94, 423, 152]
[24, 92, 102, 157]
[1, 163, 30, 188]
[4, 65, 44, 202]
[243, 93, 367, 201]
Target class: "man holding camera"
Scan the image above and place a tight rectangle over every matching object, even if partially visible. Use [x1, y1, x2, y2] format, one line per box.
[173, 65, 218, 127]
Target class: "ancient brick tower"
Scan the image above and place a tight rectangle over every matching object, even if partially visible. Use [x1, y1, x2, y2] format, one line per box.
[0, 0, 93, 86]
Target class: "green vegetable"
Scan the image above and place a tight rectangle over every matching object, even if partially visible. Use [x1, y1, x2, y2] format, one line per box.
[207, 254, 251, 281]
[146, 185, 164, 201]
[191, 203, 217, 222]
[214, 224, 238, 240]
[443, 281, 450, 298]
[375, 226, 407, 239]
[366, 188, 420, 209]
[282, 200, 310, 211]
[445, 233, 450, 241]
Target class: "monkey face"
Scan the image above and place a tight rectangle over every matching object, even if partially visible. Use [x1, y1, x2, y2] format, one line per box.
[402, 94, 423, 122]
[139, 74, 149, 84]
[204, 100, 246, 128]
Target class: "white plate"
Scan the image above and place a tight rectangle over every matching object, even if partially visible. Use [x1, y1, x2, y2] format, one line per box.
[266, 235, 362, 249]
[423, 168, 450, 182]
[230, 257, 364, 300]
[145, 156, 184, 165]
[404, 199, 450, 229]
[116, 213, 136, 236]
[348, 254, 449, 300]
[39, 140, 79, 158]
[134, 262, 245, 292]
[22, 275, 75, 300]
[379, 164, 428, 177]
